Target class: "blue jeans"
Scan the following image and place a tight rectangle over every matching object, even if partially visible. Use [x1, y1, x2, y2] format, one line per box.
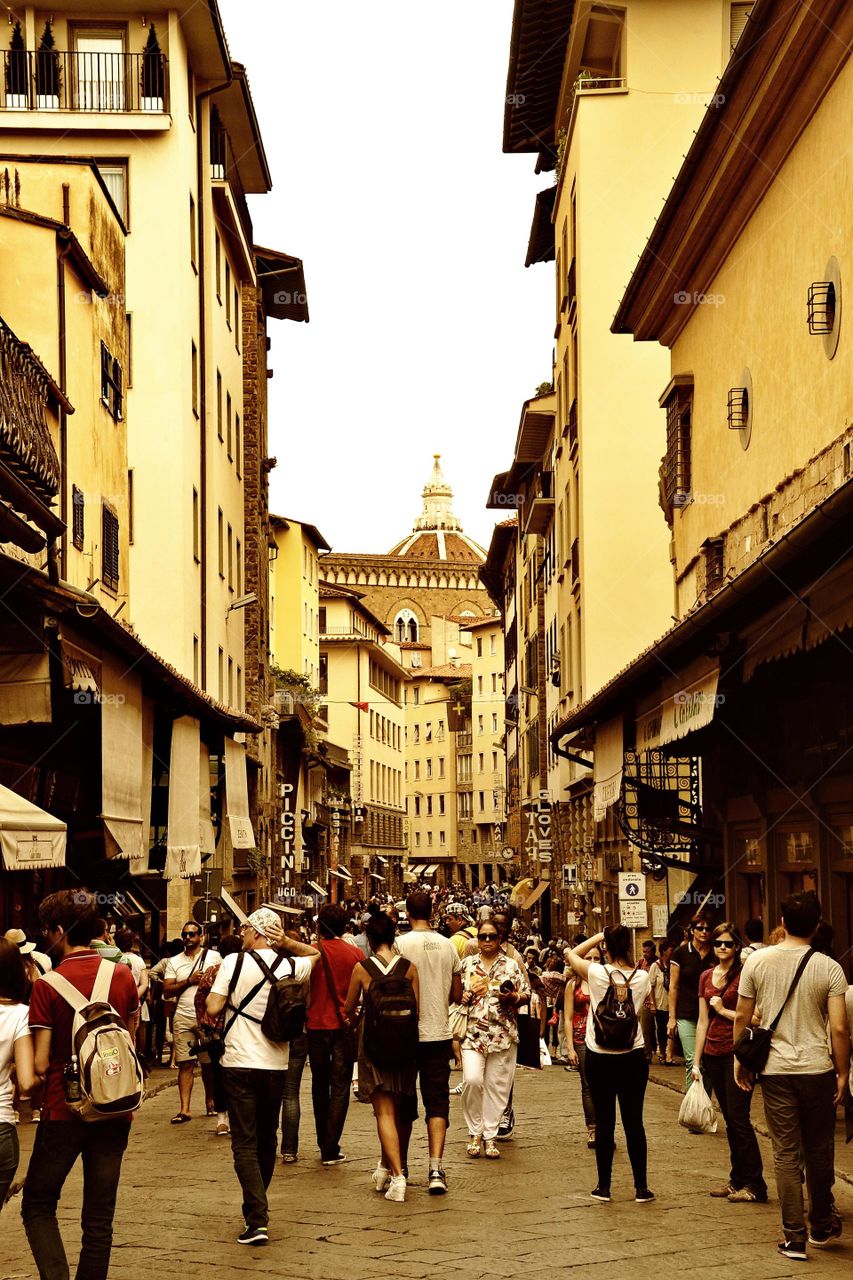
[280, 1034, 309, 1156]
[0, 1121, 19, 1212]
[21, 1118, 130, 1280]
[222, 1067, 287, 1230]
[307, 1029, 352, 1161]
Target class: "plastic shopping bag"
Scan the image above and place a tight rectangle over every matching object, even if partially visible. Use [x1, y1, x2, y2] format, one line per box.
[539, 1039, 552, 1069]
[678, 1078, 717, 1133]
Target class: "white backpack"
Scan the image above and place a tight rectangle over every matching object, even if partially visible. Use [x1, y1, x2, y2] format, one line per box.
[44, 960, 143, 1122]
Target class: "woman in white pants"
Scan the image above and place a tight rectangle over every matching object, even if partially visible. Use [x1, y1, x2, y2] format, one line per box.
[460, 923, 529, 1158]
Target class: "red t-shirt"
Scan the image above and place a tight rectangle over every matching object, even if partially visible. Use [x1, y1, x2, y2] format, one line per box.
[699, 966, 740, 1056]
[29, 949, 139, 1120]
[306, 939, 362, 1031]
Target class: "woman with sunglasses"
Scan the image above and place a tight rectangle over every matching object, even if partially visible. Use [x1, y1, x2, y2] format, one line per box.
[668, 916, 715, 1091]
[693, 923, 767, 1202]
[564, 943, 601, 1147]
[459, 922, 529, 1158]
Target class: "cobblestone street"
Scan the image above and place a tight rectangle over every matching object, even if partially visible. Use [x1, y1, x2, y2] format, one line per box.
[3, 1065, 852, 1279]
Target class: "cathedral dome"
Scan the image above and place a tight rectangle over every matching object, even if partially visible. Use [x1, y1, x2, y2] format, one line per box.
[388, 456, 486, 563]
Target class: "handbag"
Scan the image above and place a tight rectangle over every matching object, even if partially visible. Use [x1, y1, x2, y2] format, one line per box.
[733, 948, 813, 1074]
[320, 942, 358, 1064]
[449, 957, 472, 1041]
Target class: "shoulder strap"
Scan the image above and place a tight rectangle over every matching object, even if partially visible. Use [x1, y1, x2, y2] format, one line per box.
[364, 956, 384, 983]
[221, 953, 268, 1037]
[41, 969, 90, 1014]
[768, 948, 814, 1032]
[91, 959, 114, 1005]
[246, 950, 286, 983]
[319, 942, 349, 1030]
[391, 957, 410, 979]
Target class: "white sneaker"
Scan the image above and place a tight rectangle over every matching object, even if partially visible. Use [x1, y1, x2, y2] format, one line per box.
[372, 1164, 391, 1192]
[384, 1174, 406, 1202]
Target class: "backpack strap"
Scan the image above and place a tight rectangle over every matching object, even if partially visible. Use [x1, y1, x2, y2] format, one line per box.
[91, 959, 114, 1005]
[221, 952, 268, 1037]
[363, 957, 384, 983]
[246, 950, 288, 982]
[391, 957, 410, 979]
[768, 948, 814, 1033]
[41, 969, 90, 1014]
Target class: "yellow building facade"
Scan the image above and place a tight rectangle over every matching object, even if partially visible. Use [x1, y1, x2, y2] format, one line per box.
[269, 516, 329, 686]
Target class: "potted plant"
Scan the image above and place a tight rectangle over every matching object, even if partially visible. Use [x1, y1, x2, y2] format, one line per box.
[35, 21, 60, 110]
[141, 23, 164, 111]
[5, 23, 28, 109]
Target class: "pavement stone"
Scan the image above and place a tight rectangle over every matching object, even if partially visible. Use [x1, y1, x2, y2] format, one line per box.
[1, 1063, 852, 1279]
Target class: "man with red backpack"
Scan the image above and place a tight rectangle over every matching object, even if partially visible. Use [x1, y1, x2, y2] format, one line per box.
[23, 889, 139, 1280]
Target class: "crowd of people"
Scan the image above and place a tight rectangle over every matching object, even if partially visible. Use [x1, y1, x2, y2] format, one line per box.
[1, 885, 853, 1269]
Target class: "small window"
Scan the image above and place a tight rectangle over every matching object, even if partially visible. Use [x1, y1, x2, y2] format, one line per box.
[192, 488, 200, 562]
[225, 261, 231, 327]
[128, 469, 134, 544]
[217, 508, 224, 578]
[215, 232, 222, 299]
[235, 414, 242, 477]
[236, 537, 242, 595]
[476, 637, 483, 657]
[661, 378, 693, 513]
[193, 636, 199, 684]
[226, 392, 232, 458]
[72, 486, 85, 550]
[703, 537, 725, 594]
[101, 504, 119, 593]
[191, 343, 199, 417]
[125, 313, 133, 387]
[100, 341, 123, 420]
[98, 164, 127, 224]
[218, 647, 224, 699]
[189, 194, 197, 270]
[216, 372, 223, 440]
[730, 2, 754, 52]
[234, 285, 240, 348]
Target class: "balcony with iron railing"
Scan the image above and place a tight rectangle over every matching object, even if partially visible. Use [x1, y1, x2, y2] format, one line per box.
[210, 120, 253, 253]
[0, 50, 169, 115]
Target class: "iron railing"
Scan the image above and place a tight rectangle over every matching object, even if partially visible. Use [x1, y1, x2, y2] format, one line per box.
[0, 51, 169, 113]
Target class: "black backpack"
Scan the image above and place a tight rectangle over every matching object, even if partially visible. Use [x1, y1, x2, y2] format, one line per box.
[592, 964, 641, 1051]
[362, 957, 418, 1067]
[243, 951, 309, 1043]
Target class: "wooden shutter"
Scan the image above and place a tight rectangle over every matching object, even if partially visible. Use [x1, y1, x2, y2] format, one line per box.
[72, 486, 85, 550]
[730, 3, 754, 51]
[102, 504, 119, 592]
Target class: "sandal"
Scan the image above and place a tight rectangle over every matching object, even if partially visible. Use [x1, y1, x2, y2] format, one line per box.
[484, 1140, 501, 1159]
[170, 1113, 192, 1124]
[466, 1136, 482, 1158]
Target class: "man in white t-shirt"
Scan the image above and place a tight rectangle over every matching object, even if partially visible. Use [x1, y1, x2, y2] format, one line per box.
[163, 923, 220, 1122]
[734, 892, 849, 1261]
[396, 891, 462, 1196]
[208, 908, 318, 1247]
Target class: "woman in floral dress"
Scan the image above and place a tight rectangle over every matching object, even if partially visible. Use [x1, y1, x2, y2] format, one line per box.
[460, 921, 530, 1158]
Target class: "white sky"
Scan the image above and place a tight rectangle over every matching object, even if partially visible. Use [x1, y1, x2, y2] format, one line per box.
[218, 0, 553, 554]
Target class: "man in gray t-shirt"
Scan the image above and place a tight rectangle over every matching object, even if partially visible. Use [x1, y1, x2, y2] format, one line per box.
[734, 892, 849, 1261]
[395, 891, 462, 1195]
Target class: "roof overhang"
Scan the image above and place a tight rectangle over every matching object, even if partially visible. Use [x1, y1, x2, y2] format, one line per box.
[255, 247, 309, 323]
[550, 471, 853, 748]
[504, 0, 575, 160]
[525, 186, 556, 267]
[613, 0, 853, 344]
[212, 64, 272, 194]
[480, 520, 518, 607]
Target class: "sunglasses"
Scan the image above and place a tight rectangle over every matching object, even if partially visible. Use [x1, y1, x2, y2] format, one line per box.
[181, 931, 200, 939]
[714, 939, 736, 949]
[691, 924, 711, 932]
[478, 932, 499, 941]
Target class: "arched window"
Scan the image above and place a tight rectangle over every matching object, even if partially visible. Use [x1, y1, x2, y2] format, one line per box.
[393, 608, 419, 643]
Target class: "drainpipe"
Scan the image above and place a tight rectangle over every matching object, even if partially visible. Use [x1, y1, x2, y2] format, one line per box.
[55, 183, 72, 586]
[195, 70, 233, 687]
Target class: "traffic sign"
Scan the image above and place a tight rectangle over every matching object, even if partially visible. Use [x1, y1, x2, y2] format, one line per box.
[618, 871, 646, 901]
[620, 900, 648, 928]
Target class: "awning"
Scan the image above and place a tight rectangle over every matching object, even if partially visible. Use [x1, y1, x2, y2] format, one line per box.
[509, 877, 534, 906]
[225, 737, 255, 849]
[522, 880, 550, 910]
[593, 716, 624, 822]
[165, 716, 202, 879]
[60, 636, 101, 695]
[328, 866, 352, 881]
[199, 746, 215, 855]
[369, 872, 385, 881]
[423, 864, 438, 876]
[409, 864, 425, 875]
[131, 696, 154, 875]
[376, 855, 388, 865]
[220, 886, 249, 925]
[0, 783, 66, 870]
[306, 880, 327, 897]
[0, 634, 51, 725]
[100, 655, 144, 864]
[635, 659, 721, 750]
